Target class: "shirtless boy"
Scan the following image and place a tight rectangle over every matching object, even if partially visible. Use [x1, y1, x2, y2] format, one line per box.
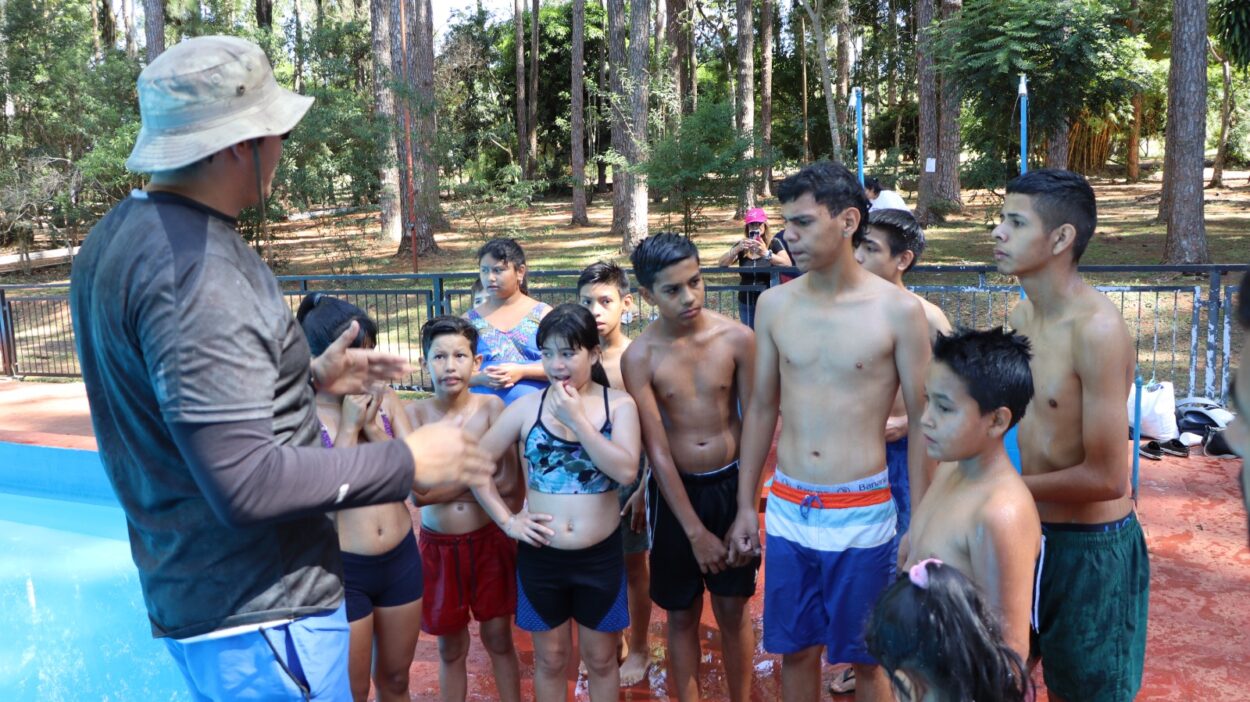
[854, 208, 952, 559]
[726, 162, 933, 702]
[577, 261, 653, 686]
[621, 234, 759, 702]
[905, 327, 1041, 660]
[994, 169, 1148, 702]
[408, 316, 522, 702]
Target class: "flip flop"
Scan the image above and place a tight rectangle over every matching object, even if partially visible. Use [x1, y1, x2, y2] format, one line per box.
[1138, 441, 1163, 460]
[1158, 438, 1189, 457]
[828, 666, 856, 694]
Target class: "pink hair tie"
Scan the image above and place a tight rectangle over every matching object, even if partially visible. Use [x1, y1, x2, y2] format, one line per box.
[908, 558, 943, 589]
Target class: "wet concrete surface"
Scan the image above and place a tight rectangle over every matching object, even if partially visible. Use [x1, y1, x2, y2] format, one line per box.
[4, 380, 1248, 701]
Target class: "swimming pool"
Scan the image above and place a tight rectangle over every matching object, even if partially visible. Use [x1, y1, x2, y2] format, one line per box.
[0, 441, 189, 701]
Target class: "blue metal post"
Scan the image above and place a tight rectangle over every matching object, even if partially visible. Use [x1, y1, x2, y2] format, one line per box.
[1019, 75, 1028, 175]
[1131, 374, 1143, 502]
[856, 87, 865, 184]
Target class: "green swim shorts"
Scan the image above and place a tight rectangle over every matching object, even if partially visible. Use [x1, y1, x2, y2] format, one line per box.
[1033, 512, 1150, 702]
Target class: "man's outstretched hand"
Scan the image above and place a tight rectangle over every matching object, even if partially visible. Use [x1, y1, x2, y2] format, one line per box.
[311, 321, 412, 396]
[403, 419, 495, 490]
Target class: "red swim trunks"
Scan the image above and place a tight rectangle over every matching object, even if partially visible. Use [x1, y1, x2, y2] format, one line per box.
[419, 522, 518, 636]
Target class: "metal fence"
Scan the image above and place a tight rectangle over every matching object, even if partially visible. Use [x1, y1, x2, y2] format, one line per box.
[2, 264, 1245, 400]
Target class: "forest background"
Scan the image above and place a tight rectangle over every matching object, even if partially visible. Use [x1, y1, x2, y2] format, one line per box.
[1, 0, 1249, 279]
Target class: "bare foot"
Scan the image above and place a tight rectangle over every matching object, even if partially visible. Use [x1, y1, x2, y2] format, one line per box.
[619, 649, 650, 687]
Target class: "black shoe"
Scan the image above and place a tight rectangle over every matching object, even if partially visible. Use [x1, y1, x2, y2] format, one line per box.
[1158, 439, 1189, 458]
[1138, 441, 1163, 460]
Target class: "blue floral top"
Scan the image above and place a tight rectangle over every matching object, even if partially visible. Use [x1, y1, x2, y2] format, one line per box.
[465, 301, 551, 405]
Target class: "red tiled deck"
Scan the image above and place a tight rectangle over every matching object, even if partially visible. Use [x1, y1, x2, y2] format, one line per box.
[3, 378, 1247, 700]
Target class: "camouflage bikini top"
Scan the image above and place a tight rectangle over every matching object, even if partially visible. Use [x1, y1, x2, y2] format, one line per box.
[523, 385, 617, 495]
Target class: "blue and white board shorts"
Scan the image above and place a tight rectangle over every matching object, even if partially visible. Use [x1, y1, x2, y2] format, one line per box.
[763, 468, 896, 665]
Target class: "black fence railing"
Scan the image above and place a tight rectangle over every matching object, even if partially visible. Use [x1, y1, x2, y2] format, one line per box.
[2, 264, 1245, 400]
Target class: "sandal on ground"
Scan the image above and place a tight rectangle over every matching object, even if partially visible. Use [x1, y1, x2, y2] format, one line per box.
[828, 666, 856, 694]
[1138, 441, 1163, 460]
[1158, 438, 1189, 457]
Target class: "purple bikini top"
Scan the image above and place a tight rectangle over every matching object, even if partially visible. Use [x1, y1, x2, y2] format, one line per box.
[320, 408, 394, 448]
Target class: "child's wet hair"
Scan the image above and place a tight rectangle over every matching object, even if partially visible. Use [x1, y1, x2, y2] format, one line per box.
[863, 175, 883, 196]
[859, 209, 927, 272]
[420, 315, 479, 358]
[477, 238, 530, 294]
[536, 303, 611, 387]
[866, 561, 1030, 702]
[578, 261, 632, 298]
[296, 293, 378, 357]
[629, 232, 700, 289]
[777, 161, 870, 239]
[932, 327, 1034, 429]
[1005, 168, 1097, 262]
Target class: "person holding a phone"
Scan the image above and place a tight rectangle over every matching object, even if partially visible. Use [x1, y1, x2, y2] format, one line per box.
[717, 208, 793, 328]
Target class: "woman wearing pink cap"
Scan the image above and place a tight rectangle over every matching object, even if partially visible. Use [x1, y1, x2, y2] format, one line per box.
[716, 207, 792, 328]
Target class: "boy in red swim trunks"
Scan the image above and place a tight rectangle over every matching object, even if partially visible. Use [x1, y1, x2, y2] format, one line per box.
[409, 316, 524, 702]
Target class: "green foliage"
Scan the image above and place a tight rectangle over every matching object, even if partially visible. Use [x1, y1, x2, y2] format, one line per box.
[1214, 0, 1250, 70]
[641, 102, 758, 236]
[868, 101, 918, 160]
[932, 0, 1146, 173]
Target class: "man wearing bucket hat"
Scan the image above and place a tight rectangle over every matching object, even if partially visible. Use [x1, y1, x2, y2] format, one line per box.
[70, 36, 493, 700]
[716, 207, 792, 328]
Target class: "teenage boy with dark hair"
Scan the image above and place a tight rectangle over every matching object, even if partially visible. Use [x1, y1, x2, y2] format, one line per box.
[904, 327, 1042, 661]
[993, 168, 1148, 702]
[407, 316, 523, 702]
[577, 261, 652, 686]
[621, 233, 759, 702]
[726, 162, 934, 702]
[855, 208, 952, 556]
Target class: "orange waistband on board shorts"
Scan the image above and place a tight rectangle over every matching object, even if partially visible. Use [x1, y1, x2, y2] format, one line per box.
[767, 481, 893, 510]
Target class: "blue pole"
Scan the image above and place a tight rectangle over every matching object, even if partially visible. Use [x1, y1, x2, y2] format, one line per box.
[1019, 75, 1028, 175]
[856, 87, 865, 185]
[1131, 374, 1143, 503]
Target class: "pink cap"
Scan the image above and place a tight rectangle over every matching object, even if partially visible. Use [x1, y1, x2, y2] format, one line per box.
[744, 208, 768, 224]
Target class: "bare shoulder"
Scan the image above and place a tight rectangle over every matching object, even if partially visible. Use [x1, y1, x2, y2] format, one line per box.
[607, 386, 638, 411]
[915, 294, 953, 335]
[882, 282, 927, 327]
[406, 396, 435, 426]
[478, 394, 506, 421]
[707, 309, 756, 345]
[979, 471, 1041, 534]
[621, 330, 653, 370]
[1008, 297, 1034, 330]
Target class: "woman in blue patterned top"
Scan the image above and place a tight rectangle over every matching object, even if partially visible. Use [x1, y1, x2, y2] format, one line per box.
[466, 238, 552, 405]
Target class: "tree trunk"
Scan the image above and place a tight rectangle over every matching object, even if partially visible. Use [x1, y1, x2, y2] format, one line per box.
[256, 0, 273, 29]
[122, 0, 137, 57]
[144, 0, 164, 62]
[527, 0, 540, 179]
[571, 0, 591, 225]
[1126, 0, 1141, 182]
[607, 0, 629, 242]
[1160, 0, 1209, 263]
[293, 0, 304, 92]
[514, 0, 529, 177]
[1128, 93, 1142, 182]
[933, 0, 962, 212]
[915, 0, 938, 224]
[799, 9, 811, 162]
[835, 0, 851, 109]
[797, 0, 842, 160]
[389, 0, 421, 263]
[1209, 42, 1232, 189]
[370, 0, 402, 244]
[415, 0, 448, 234]
[1045, 122, 1070, 170]
[761, 0, 774, 195]
[625, 0, 650, 250]
[736, 0, 756, 216]
[886, 0, 896, 110]
[668, 0, 691, 114]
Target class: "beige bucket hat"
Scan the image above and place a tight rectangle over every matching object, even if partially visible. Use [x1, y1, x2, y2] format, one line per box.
[126, 35, 314, 173]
